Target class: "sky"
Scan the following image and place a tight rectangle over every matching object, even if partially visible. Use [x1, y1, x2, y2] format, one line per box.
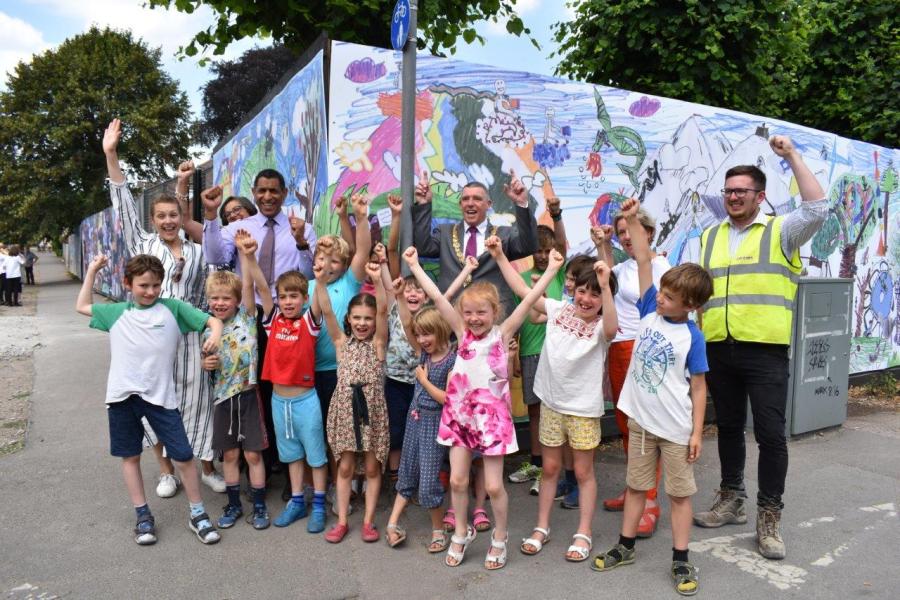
[0, 0, 576, 156]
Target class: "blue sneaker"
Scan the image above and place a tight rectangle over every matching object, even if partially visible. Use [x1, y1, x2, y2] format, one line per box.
[248, 505, 270, 530]
[274, 501, 307, 527]
[555, 480, 572, 500]
[561, 484, 580, 509]
[217, 504, 243, 528]
[307, 506, 327, 533]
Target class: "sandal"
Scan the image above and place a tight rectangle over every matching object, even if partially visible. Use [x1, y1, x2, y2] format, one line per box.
[520, 527, 550, 555]
[386, 523, 407, 548]
[565, 533, 592, 562]
[445, 525, 476, 567]
[428, 529, 450, 553]
[472, 508, 491, 532]
[188, 512, 221, 545]
[590, 542, 635, 572]
[134, 514, 157, 546]
[672, 560, 700, 596]
[484, 528, 509, 570]
[442, 508, 456, 533]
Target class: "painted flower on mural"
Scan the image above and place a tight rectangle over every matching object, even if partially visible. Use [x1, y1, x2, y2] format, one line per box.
[335, 140, 373, 172]
[629, 96, 661, 117]
[344, 58, 387, 83]
[586, 152, 602, 178]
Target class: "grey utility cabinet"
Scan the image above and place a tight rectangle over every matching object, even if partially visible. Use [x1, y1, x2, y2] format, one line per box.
[786, 277, 853, 435]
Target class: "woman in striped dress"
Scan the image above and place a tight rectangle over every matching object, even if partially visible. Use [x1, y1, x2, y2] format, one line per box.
[103, 118, 223, 497]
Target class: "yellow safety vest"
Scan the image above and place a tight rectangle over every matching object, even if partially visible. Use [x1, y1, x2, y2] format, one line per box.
[699, 215, 801, 344]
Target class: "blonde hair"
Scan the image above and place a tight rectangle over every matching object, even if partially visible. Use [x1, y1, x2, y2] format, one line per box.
[411, 306, 452, 351]
[205, 270, 241, 300]
[315, 235, 351, 269]
[456, 281, 503, 323]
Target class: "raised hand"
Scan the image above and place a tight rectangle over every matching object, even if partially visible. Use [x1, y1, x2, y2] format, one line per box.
[503, 169, 528, 207]
[387, 193, 403, 215]
[546, 196, 562, 217]
[201, 185, 223, 213]
[463, 255, 479, 272]
[88, 254, 109, 273]
[593, 260, 611, 286]
[365, 261, 382, 281]
[373, 242, 387, 264]
[350, 192, 369, 217]
[620, 197, 639, 219]
[484, 235, 503, 258]
[234, 229, 258, 256]
[590, 225, 613, 246]
[403, 246, 419, 266]
[316, 236, 336, 255]
[769, 135, 795, 157]
[289, 215, 306, 244]
[391, 276, 406, 296]
[176, 160, 195, 183]
[414, 172, 433, 204]
[102, 119, 121, 155]
[335, 194, 348, 215]
[547, 248, 565, 271]
[312, 261, 327, 282]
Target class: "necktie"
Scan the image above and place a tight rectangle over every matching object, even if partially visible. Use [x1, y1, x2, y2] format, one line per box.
[259, 217, 276, 285]
[465, 225, 478, 258]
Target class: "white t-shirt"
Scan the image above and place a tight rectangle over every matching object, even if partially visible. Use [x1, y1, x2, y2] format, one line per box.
[612, 256, 670, 342]
[533, 299, 610, 417]
[90, 299, 210, 408]
[617, 285, 708, 445]
[2, 255, 24, 278]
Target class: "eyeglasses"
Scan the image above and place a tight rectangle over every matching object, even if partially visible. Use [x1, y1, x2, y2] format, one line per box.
[721, 188, 761, 198]
[172, 257, 186, 283]
[223, 206, 246, 219]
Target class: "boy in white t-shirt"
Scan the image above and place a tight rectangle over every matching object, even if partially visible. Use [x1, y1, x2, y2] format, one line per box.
[591, 198, 713, 596]
[76, 254, 224, 546]
[487, 236, 618, 563]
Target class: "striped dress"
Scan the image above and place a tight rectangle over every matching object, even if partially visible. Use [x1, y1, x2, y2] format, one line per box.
[110, 181, 214, 461]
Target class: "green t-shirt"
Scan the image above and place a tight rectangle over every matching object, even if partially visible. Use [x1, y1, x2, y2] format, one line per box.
[516, 268, 566, 357]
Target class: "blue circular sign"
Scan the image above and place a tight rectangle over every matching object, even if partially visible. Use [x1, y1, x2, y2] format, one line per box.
[391, 0, 410, 50]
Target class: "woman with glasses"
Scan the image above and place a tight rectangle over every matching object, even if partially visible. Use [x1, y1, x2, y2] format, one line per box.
[103, 119, 224, 498]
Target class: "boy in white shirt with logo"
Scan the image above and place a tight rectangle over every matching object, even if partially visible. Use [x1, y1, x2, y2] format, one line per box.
[591, 198, 713, 597]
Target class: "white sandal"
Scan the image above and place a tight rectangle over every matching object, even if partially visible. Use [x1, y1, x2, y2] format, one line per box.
[520, 527, 550, 555]
[485, 528, 509, 570]
[565, 533, 593, 562]
[445, 525, 476, 567]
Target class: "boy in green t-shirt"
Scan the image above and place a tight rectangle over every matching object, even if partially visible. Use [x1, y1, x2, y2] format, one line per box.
[76, 254, 223, 546]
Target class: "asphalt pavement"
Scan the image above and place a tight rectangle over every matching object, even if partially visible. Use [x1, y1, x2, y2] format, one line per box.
[1, 254, 897, 599]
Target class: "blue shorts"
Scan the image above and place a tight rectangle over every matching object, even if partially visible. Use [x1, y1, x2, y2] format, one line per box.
[272, 389, 327, 467]
[108, 395, 193, 462]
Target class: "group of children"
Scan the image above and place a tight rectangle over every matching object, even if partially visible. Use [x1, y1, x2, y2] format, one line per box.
[79, 187, 714, 594]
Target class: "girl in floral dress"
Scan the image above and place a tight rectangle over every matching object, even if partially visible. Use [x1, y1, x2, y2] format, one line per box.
[403, 245, 566, 571]
[317, 260, 389, 544]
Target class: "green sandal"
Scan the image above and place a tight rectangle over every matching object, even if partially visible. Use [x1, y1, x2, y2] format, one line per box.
[672, 560, 699, 596]
[590, 543, 635, 572]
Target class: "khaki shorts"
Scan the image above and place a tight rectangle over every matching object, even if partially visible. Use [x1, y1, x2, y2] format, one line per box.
[625, 419, 696, 498]
[539, 404, 601, 450]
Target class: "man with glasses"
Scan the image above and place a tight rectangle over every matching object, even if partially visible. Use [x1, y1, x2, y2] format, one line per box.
[694, 135, 827, 560]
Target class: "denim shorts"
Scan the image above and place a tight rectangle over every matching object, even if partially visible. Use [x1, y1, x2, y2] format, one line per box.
[108, 395, 193, 461]
[272, 389, 327, 466]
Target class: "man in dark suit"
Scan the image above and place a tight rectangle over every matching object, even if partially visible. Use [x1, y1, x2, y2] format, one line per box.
[412, 172, 539, 314]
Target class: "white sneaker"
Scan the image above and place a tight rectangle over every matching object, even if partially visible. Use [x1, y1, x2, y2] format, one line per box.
[156, 473, 180, 498]
[201, 470, 227, 493]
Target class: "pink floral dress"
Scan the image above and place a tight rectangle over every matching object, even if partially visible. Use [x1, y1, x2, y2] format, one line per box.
[437, 326, 518, 455]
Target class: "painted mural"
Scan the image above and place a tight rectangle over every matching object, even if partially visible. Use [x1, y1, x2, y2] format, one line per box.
[326, 41, 899, 374]
[80, 206, 128, 300]
[212, 50, 328, 223]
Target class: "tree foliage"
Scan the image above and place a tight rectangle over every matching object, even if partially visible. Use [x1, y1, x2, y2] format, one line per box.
[0, 27, 192, 243]
[147, 0, 537, 60]
[553, 0, 898, 148]
[198, 44, 299, 146]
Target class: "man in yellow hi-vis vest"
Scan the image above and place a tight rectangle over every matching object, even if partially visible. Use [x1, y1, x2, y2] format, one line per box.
[693, 135, 827, 560]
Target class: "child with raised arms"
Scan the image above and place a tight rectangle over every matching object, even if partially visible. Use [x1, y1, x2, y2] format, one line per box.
[404, 244, 565, 570]
[591, 197, 713, 597]
[76, 254, 223, 545]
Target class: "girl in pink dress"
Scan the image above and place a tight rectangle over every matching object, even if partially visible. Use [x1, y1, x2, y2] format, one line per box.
[404, 245, 565, 571]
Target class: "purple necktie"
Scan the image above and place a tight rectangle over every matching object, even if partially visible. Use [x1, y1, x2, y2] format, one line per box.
[465, 225, 478, 258]
[259, 217, 276, 285]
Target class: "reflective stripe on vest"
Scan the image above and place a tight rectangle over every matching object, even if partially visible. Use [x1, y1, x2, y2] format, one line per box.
[700, 216, 800, 344]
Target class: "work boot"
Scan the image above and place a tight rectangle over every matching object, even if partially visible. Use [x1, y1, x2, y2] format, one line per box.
[693, 489, 747, 528]
[756, 507, 786, 559]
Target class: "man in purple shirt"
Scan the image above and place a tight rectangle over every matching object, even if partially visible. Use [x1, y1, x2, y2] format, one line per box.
[202, 169, 317, 301]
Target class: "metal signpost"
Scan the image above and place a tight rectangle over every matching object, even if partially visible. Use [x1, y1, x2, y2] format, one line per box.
[393, 0, 417, 271]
